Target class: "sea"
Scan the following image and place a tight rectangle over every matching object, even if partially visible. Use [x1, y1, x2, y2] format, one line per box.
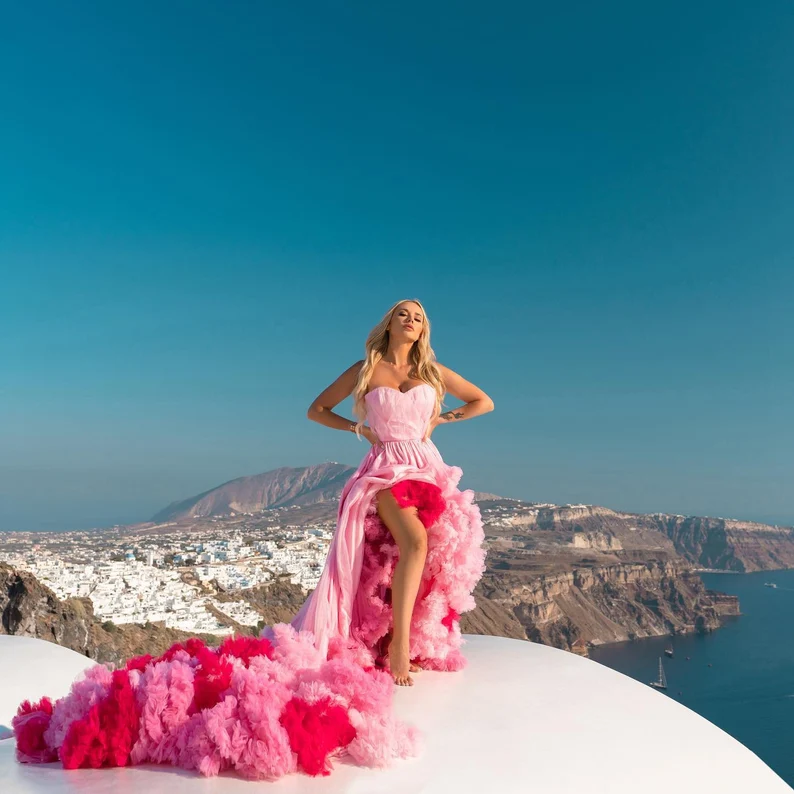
[588, 568, 794, 788]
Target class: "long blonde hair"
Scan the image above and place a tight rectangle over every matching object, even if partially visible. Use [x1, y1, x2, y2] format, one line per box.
[350, 298, 445, 436]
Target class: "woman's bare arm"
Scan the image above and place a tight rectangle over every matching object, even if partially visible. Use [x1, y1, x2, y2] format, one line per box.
[436, 363, 494, 424]
[307, 360, 365, 432]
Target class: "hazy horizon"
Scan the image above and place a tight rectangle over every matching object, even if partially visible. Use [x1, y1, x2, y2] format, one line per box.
[2, 2, 792, 532]
[1, 459, 792, 534]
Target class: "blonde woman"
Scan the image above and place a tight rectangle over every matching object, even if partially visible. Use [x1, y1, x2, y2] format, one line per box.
[13, 298, 494, 781]
[287, 298, 493, 686]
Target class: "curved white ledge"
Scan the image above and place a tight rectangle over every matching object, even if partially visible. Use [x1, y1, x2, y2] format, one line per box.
[0, 634, 790, 792]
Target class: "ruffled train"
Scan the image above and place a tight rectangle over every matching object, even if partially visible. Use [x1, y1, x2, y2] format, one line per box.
[13, 631, 420, 778]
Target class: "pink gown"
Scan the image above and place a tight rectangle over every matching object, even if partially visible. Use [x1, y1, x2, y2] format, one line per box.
[283, 383, 486, 668]
[11, 383, 487, 780]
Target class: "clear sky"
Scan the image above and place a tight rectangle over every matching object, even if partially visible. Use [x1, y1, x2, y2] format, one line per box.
[1, 2, 792, 531]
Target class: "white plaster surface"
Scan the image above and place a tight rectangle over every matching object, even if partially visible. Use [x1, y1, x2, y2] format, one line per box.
[0, 633, 790, 792]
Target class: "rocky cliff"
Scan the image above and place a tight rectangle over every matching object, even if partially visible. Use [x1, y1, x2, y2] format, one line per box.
[220, 560, 734, 660]
[651, 514, 794, 572]
[0, 562, 223, 666]
[490, 500, 794, 574]
[215, 576, 308, 628]
[471, 559, 740, 655]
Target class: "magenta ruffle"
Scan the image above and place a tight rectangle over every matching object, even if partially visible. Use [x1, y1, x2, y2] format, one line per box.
[351, 476, 485, 671]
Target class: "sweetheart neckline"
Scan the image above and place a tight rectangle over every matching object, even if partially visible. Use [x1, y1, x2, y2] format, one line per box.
[364, 383, 434, 399]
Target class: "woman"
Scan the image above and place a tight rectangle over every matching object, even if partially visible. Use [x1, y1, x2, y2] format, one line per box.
[283, 297, 493, 686]
[12, 298, 492, 780]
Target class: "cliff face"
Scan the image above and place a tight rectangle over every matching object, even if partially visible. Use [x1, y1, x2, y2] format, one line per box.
[492, 501, 794, 574]
[651, 515, 794, 572]
[0, 562, 222, 666]
[508, 504, 621, 528]
[1, 561, 94, 652]
[459, 594, 528, 640]
[472, 560, 740, 655]
[216, 577, 308, 628]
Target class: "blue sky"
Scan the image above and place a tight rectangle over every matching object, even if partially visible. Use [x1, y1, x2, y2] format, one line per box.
[1, 1, 792, 531]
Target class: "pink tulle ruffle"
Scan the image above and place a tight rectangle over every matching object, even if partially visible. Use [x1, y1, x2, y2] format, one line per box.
[352, 476, 486, 672]
[13, 628, 420, 780]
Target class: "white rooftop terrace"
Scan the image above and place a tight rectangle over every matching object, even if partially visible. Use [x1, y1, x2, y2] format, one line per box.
[0, 634, 790, 793]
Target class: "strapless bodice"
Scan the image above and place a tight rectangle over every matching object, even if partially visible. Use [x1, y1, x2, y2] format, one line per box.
[364, 383, 435, 442]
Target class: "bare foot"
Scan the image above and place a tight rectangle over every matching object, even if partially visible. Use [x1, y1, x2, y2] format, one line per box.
[379, 630, 422, 676]
[388, 638, 414, 686]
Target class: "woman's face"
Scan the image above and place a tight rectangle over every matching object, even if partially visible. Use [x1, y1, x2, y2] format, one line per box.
[389, 302, 424, 343]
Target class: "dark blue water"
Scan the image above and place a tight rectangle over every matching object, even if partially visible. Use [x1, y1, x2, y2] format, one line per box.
[589, 569, 794, 787]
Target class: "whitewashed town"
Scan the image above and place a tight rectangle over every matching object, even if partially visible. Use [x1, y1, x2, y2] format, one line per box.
[0, 509, 337, 636]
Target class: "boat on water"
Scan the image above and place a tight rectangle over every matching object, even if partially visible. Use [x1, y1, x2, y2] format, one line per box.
[664, 646, 674, 657]
[649, 656, 667, 690]
[764, 582, 777, 588]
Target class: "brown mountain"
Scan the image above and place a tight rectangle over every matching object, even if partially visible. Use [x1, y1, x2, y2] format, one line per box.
[151, 462, 358, 522]
[151, 462, 516, 523]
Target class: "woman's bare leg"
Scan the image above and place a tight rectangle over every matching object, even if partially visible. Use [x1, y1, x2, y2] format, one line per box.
[376, 487, 428, 686]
